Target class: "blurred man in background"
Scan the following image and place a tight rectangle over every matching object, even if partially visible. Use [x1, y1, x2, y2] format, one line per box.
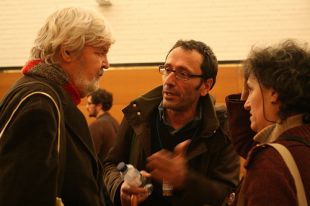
[87, 88, 119, 162]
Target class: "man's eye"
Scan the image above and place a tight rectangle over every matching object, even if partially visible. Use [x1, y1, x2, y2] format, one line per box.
[178, 71, 189, 77]
[165, 67, 173, 73]
[95, 51, 106, 56]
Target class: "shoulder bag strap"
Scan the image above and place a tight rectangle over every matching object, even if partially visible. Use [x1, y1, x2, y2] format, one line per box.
[0, 91, 64, 206]
[267, 143, 308, 206]
[0, 91, 61, 149]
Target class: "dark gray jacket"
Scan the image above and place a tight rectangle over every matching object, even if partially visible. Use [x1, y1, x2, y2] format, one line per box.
[103, 86, 239, 206]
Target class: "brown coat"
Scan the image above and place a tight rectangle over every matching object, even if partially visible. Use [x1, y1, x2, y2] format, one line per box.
[89, 112, 119, 162]
[226, 94, 310, 206]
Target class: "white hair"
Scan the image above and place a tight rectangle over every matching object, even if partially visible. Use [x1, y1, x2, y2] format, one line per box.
[30, 7, 114, 64]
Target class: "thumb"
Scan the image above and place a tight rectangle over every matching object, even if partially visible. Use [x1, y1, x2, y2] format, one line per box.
[140, 170, 151, 179]
[174, 139, 191, 157]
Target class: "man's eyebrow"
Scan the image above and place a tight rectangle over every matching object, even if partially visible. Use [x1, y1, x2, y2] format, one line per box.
[95, 47, 108, 53]
[164, 64, 189, 71]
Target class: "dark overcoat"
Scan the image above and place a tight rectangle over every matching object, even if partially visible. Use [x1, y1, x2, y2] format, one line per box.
[0, 74, 105, 206]
[103, 86, 239, 206]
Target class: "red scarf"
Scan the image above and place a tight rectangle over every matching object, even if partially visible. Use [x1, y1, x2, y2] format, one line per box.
[22, 60, 81, 105]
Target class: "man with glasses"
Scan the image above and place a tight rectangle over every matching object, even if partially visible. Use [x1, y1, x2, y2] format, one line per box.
[102, 40, 239, 206]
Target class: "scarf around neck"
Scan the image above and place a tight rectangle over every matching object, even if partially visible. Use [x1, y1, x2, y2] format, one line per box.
[21, 59, 81, 105]
[253, 114, 305, 144]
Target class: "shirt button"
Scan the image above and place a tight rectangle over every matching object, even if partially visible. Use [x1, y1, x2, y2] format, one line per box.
[137, 112, 141, 116]
[132, 103, 137, 107]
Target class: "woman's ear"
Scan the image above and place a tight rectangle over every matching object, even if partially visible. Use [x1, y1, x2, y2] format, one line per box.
[60, 46, 72, 62]
[270, 89, 279, 104]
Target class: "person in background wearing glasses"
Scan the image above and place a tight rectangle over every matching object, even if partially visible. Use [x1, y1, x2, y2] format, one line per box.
[102, 39, 239, 206]
[86, 89, 119, 162]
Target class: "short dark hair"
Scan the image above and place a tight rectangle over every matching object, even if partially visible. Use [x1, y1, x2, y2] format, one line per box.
[89, 89, 113, 111]
[166, 39, 218, 89]
[243, 39, 310, 121]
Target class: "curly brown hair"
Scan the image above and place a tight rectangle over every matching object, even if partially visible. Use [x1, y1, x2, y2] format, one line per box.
[243, 39, 310, 122]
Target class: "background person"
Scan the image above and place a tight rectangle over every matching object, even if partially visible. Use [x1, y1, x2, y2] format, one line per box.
[103, 39, 239, 206]
[87, 88, 119, 162]
[226, 39, 310, 205]
[0, 7, 114, 206]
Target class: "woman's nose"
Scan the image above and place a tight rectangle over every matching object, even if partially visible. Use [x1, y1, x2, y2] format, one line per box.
[244, 99, 250, 110]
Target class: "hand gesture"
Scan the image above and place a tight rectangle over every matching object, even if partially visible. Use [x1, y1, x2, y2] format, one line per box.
[120, 171, 151, 206]
[147, 140, 191, 190]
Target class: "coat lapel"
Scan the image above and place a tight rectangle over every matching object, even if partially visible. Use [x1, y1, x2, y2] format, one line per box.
[62, 96, 98, 161]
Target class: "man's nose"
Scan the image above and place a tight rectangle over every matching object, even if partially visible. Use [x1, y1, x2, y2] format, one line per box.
[164, 71, 177, 84]
[102, 56, 110, 70]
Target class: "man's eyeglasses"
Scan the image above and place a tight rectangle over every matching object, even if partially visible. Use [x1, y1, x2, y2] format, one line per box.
[159, 65, 204, 81]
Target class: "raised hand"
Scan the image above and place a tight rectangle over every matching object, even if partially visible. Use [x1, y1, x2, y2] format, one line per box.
[147, 140, 191, 189]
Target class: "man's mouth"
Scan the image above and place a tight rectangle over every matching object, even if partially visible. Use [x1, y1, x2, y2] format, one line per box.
[164, 91, 176, 96]
[163, 91, 179, 100]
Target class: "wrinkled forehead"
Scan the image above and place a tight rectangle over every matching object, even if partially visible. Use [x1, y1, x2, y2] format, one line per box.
[165, 47, 203, 71]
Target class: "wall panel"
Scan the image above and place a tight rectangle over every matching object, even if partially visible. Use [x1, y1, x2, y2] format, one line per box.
[1, 0, 310, 67]
[0, 65, 243, 123]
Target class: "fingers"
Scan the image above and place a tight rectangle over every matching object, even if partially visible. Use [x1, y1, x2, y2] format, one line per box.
[174, 139, 191, 157]
[140, 170, 151, 179]
[121, 181, 148, 195]
[120, 181, 149, 206]
[147, 149, 174, 164]
[147, 150, 173, 180]
[147, 140, 190, 189]
[147, 140, 190, 173]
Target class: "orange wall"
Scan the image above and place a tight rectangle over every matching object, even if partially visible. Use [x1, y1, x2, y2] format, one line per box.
[0, 65, 243, 124]
[0, 65, 245, 176]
